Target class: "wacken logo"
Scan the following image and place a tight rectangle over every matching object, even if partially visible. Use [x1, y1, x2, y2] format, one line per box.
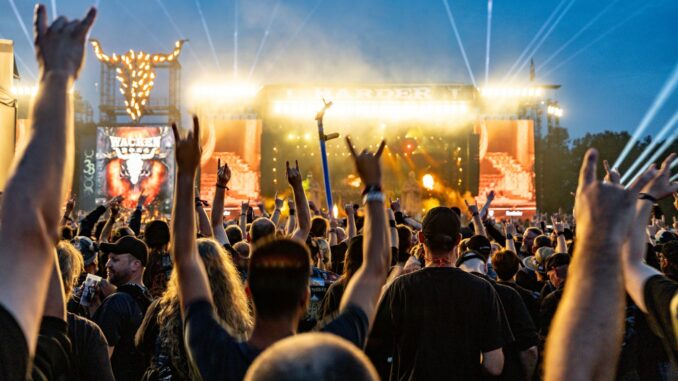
[104, 134, 167, 186]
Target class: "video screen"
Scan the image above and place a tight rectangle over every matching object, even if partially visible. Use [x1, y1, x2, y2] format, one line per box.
[199, 119, 262, 208]
[96, 126, 175, 215]
[475, 120, 536, 217]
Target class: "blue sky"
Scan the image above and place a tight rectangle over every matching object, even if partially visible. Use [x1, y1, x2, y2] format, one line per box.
[2, 0, 677, 138]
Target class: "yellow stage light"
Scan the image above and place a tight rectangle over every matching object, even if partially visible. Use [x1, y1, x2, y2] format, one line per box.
[422, 174, 434, 190]
[270, 99, 470, 120]
[333, 205, 339, 219]
[479, 86, 545, 98]
[190, 83, 262, 101]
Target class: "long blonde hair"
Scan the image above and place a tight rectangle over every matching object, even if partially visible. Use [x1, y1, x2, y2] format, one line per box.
[155, 238, 253, 379]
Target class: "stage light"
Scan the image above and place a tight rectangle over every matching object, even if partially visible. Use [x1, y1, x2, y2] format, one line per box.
[479, 86, 545, 98]
[191, 83, 262, 101]
[333, 205, 339, 219]
[271, 100, 470, 120]
[547, 105, 564, 117]
[10, 85, 38, 97]
[422, 174, 435, 191]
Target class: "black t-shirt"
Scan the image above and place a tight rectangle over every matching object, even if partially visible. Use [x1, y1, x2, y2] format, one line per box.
[0, 304, 28, 381]
[184, 299, 369, 381]
[318, 277, 347, 322]
[32, 317, 72, 381]
[67, 312, 115, 381]
[92, 289, 148, 381]
[538, 286, 564, 337]
[474, 273, 538, 381]
[366, 267, 512, 381]
[330, 241, 348, 275]
[643, 274, 678, 367]
[498, 280, 540, 325]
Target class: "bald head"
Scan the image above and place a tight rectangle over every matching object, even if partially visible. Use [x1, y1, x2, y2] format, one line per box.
[244, 333, 378, 381]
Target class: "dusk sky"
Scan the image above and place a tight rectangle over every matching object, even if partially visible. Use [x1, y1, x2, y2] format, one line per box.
[2, 0, 676, 138]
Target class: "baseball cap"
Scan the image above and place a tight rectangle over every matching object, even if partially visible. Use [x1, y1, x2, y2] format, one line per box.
[523, 246, 555, 274]
[466, 235, 492, 259]
[100, 236, 148, 267]
[422, 207, 460, 250]
[656, 230, 677, 245]
[661, 240, 678, 263]
[545, 253, 570, 272]
[71, 236, 98, 266]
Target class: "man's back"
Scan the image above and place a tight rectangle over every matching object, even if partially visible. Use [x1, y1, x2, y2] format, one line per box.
[367, 267, 510, 381]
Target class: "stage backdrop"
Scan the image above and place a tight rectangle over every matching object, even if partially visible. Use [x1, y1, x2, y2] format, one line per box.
[199, 118, 262, 210]
[475, 120, 536, 218]
[96, 126, 175, 215]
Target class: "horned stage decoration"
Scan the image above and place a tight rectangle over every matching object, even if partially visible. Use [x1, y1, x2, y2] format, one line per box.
[90, 39, 185, 120]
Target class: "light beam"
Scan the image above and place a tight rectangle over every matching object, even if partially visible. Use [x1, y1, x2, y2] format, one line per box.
[509, 0, 576, 83]
[502, 0, 568, 82]
[263, 0, 325, 76]
[194, 0, 221, 68]
[8, 0, 34, 49]
[50, 0, 57, 20]
[624, 130, 678, 187]
[248, 0, 281, 81]
[613, 62, 678, 168]
[537, 0, 620, 72]
[484, 0, 493, 86]
[442, 0, 476, 87]
[155, 0, 207, 73]
[541, 3, 652, 78]
[620, 110, 678, 184]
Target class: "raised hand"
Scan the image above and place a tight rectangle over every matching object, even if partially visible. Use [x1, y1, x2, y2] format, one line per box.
[274, 192, 284, 210]
[574, 149, 655, 240]
[172, 116, 201, 173]
[136, 193, 148, 209]
[344, 203, 355, 216]
[286, 160, 302, 188]
[287, 198, 295, 212]
[603, 160, 621, 185]
[216, 158, 231, 188]
[345, 136, 386, 187]
[105, 195, 124, 208]
[551, 215, 564, 233]
[390, 197, 401, 213]
[33, 4, 96, 79]
[241, 200, 249, 215]
[639, 154, 678, 201]
[65, 195, 76, 212]
[464, 199, 479, 216]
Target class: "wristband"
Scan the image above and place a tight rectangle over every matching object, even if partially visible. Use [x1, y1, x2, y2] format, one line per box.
[329, 229, 337, 234]
[216, 183, 229, 190]
[362, 184, 383, 196]
[506, 233, 513, 240]
[289, 210, 296, 216]
[362, 191, 385, 204]
[389, 220, 397, 228]
[557, 231, 565, 236]
[638, 193, 658, 203]
[472, 212, 479, 217]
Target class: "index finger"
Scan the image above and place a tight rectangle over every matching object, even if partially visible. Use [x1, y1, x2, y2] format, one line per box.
[192, 115, 200, 143]
[218, 158, 221, 169]
[33, 4, 47, 40]
[345, 136, 357, 158]
[171, 122, 179, 142]
[578, 148, 598, 189]
[376, 140, 386, 157]
[603, 159, 611, 174]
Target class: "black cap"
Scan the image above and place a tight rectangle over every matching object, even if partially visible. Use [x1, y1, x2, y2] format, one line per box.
[422, 207, 460, 250]
[545, 253, 570, 272]
[100, 236, 148, 267]
[467, 235, 492, 259]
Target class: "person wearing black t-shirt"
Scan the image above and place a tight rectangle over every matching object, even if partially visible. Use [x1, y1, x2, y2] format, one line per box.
[458, 250, 539, 381]
[93, 236, 152, 381]
[367, 207, 510, 380]
[493, 249, 540, 325]
[172, 125, 390, 381]
[0, 5, 96, 380]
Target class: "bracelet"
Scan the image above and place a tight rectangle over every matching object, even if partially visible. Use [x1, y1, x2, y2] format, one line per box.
[289, 210, 296, 215]
[362, 184, 383, 196]
[216, 183, 229, 190]
[329, 229, 337, 234]
[506, 233, 513, 240]
[389, 220, 397, 228]
[472, 212, 479, 217]
[363, 191, 385, 204]
[639, 193, 658, 203]
[557, 231, 565, 236]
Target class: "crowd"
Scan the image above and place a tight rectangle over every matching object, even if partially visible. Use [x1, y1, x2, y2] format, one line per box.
[0, 5, 677, 381]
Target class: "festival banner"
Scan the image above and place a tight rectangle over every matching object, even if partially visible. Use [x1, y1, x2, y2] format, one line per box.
[96, 126, 175, 215]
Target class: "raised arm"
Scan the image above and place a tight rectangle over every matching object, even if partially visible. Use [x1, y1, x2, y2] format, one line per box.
[551, 216, 568, 253]
[271, 193, 284, 227]
[99, 200, 120, 244]
[340, 137, 389, 326]
[239, 200, 248, 239]
[60, 195, 75, 227]
[195, 196, 213, 238]
[345, 203, 357, 239]
[171, 118, 212, 312]
[544, 149, 655, 381]
[288, 161, 311, 241]
[0, 4, 95, 356]
[210, 159, 231, 246]
[465, 199, 487, 237]
[286, 199, 297, 235]
[503, 222, 517, 253]
[622, 154, 677, 312]
[128, 194, 146, 236]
